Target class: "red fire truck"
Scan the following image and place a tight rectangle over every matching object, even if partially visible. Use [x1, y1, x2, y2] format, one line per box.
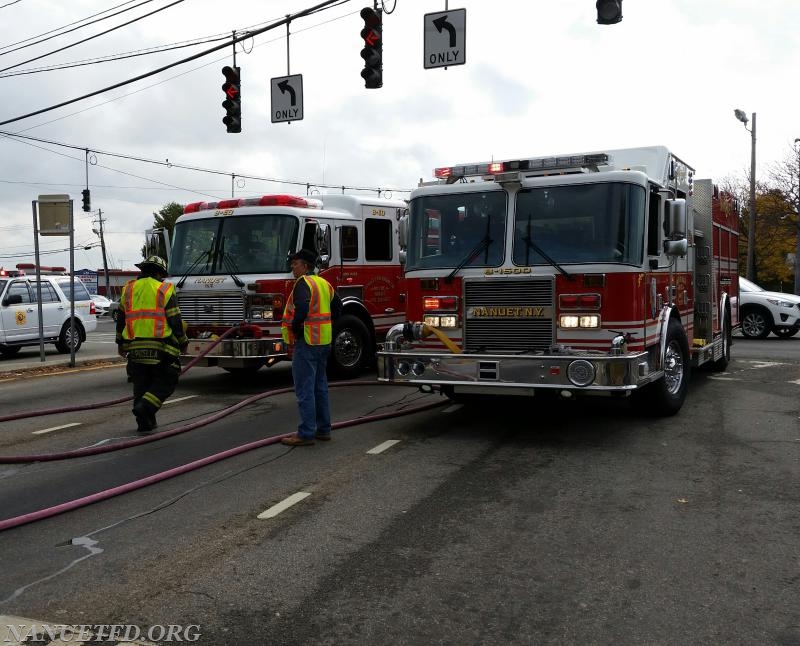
[378, 146, 739, 415]
[167, 193, 407, 376]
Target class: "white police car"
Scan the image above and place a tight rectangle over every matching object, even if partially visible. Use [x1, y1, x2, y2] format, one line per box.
[0, 275, 98, 356]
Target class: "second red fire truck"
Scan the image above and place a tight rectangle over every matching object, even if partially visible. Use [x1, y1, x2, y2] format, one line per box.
[378, 146, 739, 415]
[165, 193, 407, 377]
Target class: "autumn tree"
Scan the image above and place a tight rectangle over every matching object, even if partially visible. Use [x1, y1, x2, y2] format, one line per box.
[766, 144, 800, 294]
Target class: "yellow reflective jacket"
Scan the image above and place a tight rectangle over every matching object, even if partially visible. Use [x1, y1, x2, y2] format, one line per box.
[119, 277, 187, 359]
[281, 274, 334, 345]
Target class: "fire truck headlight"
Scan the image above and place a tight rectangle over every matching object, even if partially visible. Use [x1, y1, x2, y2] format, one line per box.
[567, 360, 596, 387]
[411, 361, 426, 376]
[560, 315, 580, 328]
[425, 315, 457, 328]
[559, 314, 600, 328]
[397, 361, 411, 376]
[250, 308, 274, 320]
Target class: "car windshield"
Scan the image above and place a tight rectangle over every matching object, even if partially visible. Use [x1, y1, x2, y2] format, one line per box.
[0, 279, 7, 294]
[170, 213, 300, 276]
[738, 276, 762, 292]
[405, 190, 506, 271]
[513, 182, 646, 266]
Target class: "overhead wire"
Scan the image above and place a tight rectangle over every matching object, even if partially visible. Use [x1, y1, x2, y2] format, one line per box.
[0, 0, 346, 127]
[0, 35, 232, 78]
[7, 6, 360, 135]
[0, 0, 186, 74]
[0, 125, 412, 195]
[0, 1, 162, 57]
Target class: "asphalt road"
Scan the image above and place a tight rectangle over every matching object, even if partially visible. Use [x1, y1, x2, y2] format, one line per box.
[0, 332, 798, 645]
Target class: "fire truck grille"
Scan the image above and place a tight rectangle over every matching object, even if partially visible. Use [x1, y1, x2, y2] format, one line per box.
[464, 279, 554, 353]
[177, 292, 246, 325]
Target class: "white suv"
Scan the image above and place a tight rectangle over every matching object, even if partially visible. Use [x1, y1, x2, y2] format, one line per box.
[0, 275, 98, 356]
[738, 276, 800, 339]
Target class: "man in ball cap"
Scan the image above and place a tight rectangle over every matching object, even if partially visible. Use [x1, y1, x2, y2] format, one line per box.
[116, 255, 189, 434]
[280, 249, 342, 445]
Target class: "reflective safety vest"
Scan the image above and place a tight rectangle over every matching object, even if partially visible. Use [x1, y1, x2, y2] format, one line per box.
[121, 277, 176, 343]
[281, 274, 334, 346]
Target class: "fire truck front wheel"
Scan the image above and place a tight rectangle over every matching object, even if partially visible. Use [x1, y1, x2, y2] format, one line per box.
[633, 318, 690, 416]
[330, 314, 370, 379]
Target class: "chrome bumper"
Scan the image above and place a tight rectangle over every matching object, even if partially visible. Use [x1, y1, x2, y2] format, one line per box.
[182, 337, 287, 368]
[376, 348, 658, 394]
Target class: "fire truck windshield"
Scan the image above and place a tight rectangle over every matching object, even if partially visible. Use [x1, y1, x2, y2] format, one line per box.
[170, 214, 300, 276]
[513, 182, 645, 266]
[406, 191, 506, 271]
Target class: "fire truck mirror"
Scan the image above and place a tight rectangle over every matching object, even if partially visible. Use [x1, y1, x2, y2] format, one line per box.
[315, 223, 331, 258]
[663, 238, 688, 257]
[397, 215, 408, 248]
[666, 199, 687, 237]
[399, 249, 407, 265]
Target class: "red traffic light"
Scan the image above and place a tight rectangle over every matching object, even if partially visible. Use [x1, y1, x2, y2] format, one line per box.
[359, 7, 382, 89]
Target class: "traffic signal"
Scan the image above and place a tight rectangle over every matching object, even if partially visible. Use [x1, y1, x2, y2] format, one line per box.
[81, 189, 90, 212]
[221, 65, 242, 133]
[359, 7, 382, 89]
[596, 0, 622, 24]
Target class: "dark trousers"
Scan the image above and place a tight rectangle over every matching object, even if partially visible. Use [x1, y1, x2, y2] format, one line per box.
[127, 357, 181, 418]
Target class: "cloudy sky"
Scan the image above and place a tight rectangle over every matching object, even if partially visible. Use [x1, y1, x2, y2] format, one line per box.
[0, 0, 798, 274]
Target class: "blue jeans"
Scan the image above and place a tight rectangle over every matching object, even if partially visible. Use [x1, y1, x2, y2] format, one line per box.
[291, 340, 332, 439]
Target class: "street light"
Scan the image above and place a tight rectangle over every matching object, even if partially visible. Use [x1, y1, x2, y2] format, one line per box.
[793, 138, 800, 295]
[734, 108, 757, 281]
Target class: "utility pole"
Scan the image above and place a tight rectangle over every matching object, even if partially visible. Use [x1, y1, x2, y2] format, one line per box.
[94, 210, 110, 296]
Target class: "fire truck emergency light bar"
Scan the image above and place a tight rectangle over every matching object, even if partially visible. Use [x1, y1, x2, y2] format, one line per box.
[434, 153, 610, 180]
[183, 194, 323, 214]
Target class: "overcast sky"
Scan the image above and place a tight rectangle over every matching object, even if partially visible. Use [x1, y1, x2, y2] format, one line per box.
[1, 0, 798, 274]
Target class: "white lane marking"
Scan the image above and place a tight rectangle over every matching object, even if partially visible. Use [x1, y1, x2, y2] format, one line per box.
[163, 395, 198, 405]
[32, 422, 81, 436]
[257, 491, 310, 519]
[367, 440, 401, 455]
[442, 404, 463, 413]
[790, 378, 800, 385]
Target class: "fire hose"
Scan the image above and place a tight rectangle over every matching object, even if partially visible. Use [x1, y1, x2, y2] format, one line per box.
[0, 325, 240, 424]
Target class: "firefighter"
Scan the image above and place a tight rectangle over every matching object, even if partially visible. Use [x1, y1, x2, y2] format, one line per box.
[116, 255, 188, 434]
[280, 249, 342, 446]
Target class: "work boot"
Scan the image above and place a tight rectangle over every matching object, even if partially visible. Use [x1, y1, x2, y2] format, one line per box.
[133, 401, 155, 435]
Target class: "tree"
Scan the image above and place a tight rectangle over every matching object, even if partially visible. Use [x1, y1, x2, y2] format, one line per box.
[723, 169, 796, 291]
[767, 145, 800, 294]
[140, 201, 183, 260]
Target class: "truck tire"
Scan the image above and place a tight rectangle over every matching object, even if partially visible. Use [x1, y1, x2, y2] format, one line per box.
[0, 345, 21, 357]
[772, 327, 798, 338]
[633, 318, 690, 416]
[710, 309, 731, 372]
[330, 314, 370, 379]
[55, 321, 84, 354]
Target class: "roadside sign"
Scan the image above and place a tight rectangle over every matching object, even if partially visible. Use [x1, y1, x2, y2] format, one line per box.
[271, 74, 304, 123]
[37, 194, 71, 236]
[424, 9, 466, 69]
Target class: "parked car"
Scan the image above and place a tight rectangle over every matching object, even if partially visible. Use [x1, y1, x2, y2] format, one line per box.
[0, 275, 98, 356]
[91, 294, 112, 317]
[738, 276, 800, 339]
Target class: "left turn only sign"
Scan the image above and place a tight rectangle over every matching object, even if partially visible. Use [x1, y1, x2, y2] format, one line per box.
[271, 74, 304, 123]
